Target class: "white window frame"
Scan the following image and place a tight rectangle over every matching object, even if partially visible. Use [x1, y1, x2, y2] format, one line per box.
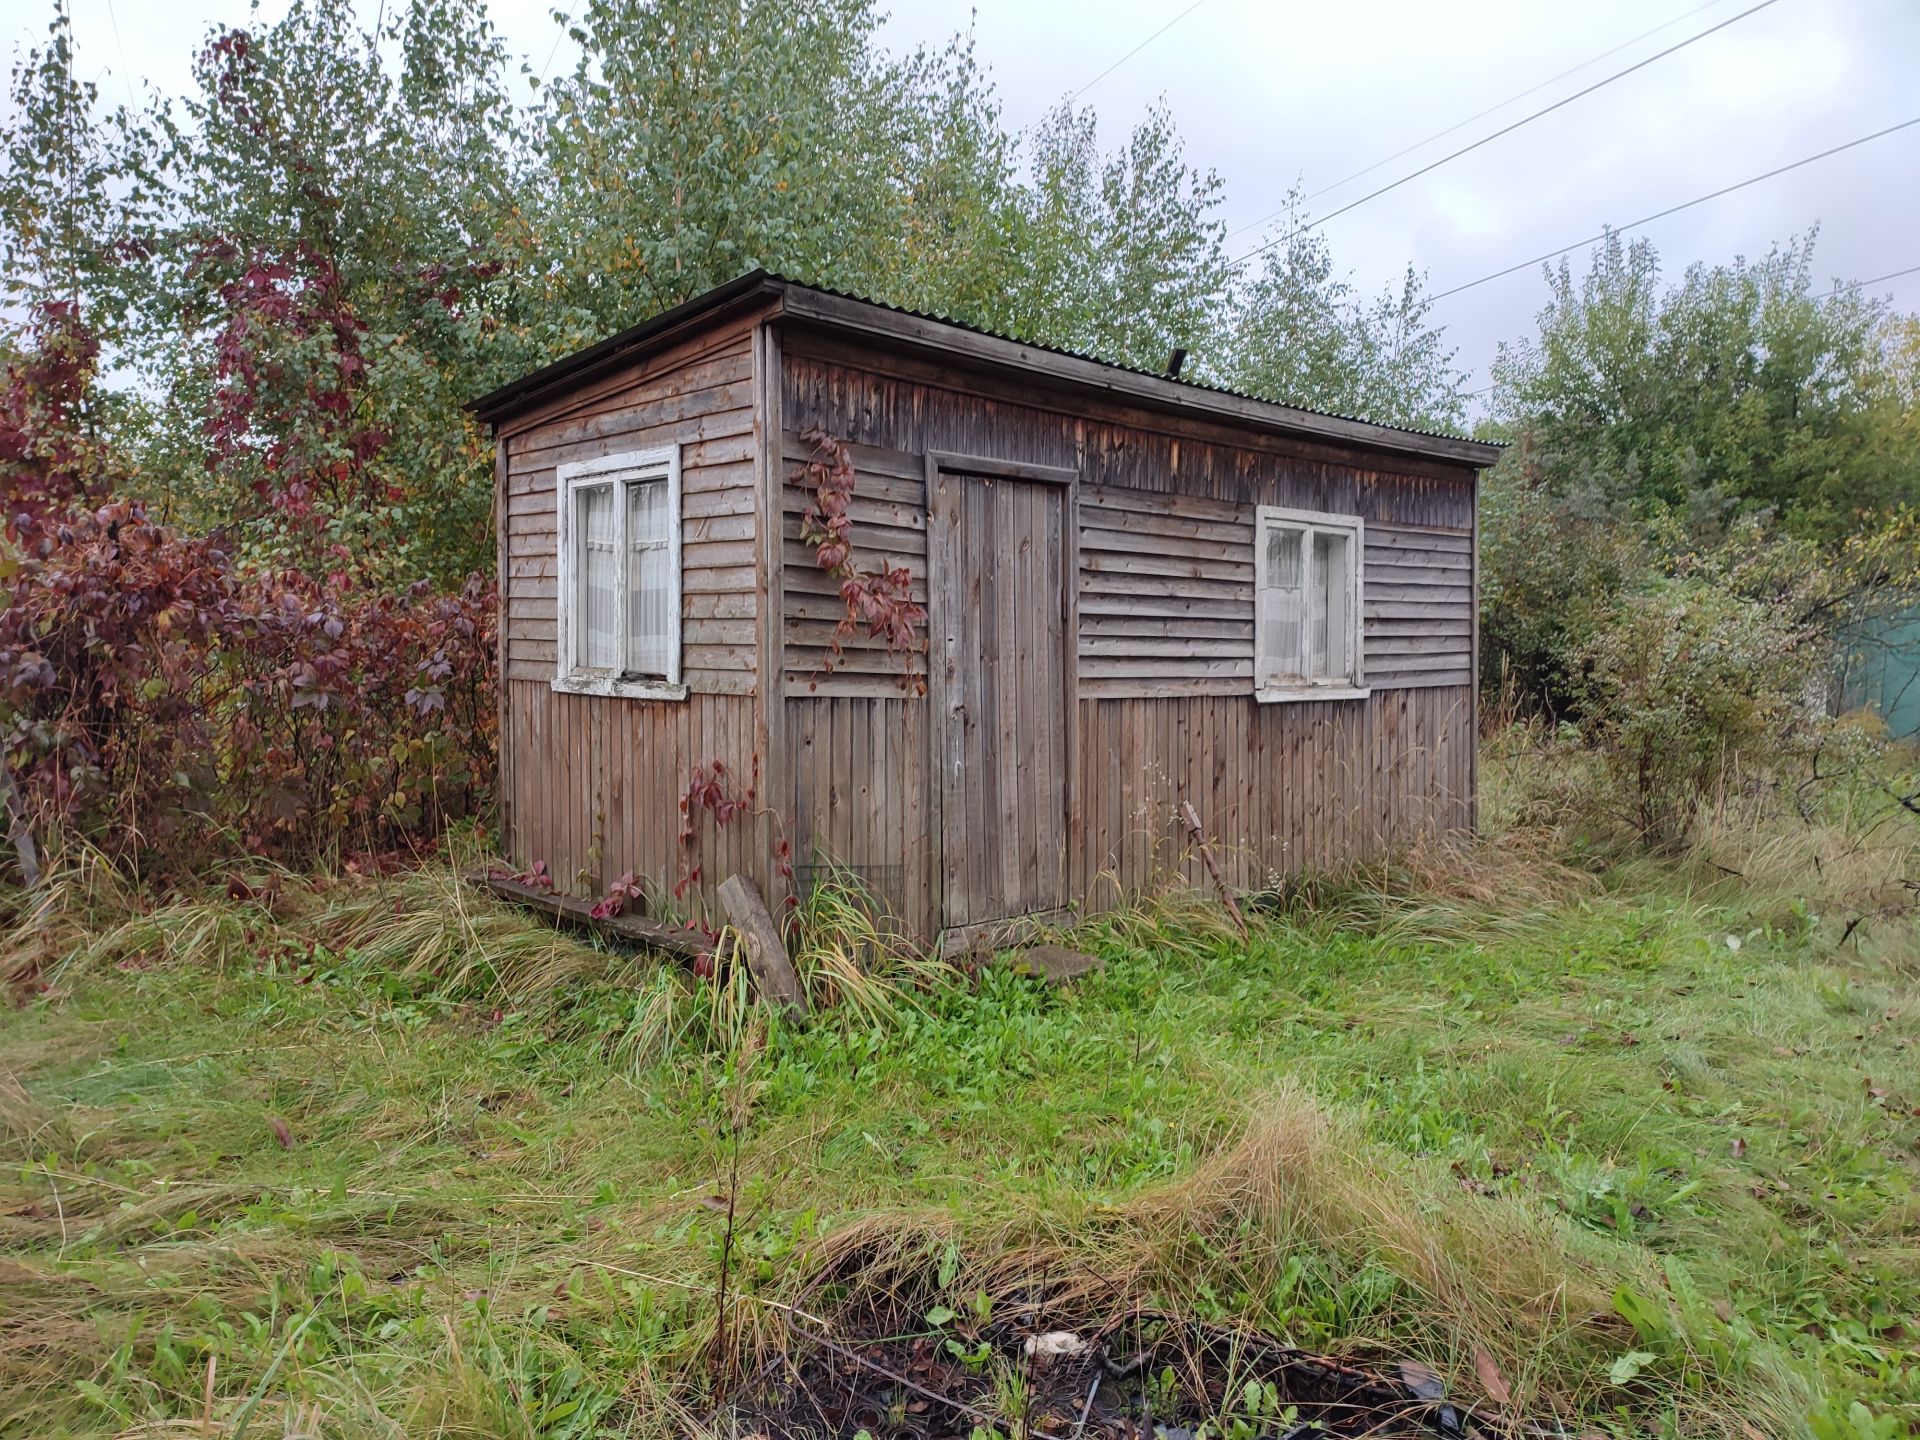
[1254, 503, 1368, 703]
[553, 445, 687, 702]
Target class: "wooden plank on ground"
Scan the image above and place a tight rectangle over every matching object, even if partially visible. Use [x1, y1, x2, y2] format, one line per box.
[718, 873, 806, 1014]
[469, 873, 711, 959]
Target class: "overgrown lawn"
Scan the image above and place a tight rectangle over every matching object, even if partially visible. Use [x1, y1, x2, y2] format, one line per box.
[2, 842, 1916, 1439]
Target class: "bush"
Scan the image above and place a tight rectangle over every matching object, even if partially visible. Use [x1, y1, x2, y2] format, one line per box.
[1571, 577, 1817, 849]
[0, 303, 495, 880]
[1478, 464, 1644, 719]
[0, 498, 496, 874]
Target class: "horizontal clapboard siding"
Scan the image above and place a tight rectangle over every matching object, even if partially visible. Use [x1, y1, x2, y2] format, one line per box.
[1078, 489, 1253, 698]
[502, 332, 760, 693]
[779, 432, 930, 697]
[1076, 485, 1471, 697]
[1363, 523, 1473, 689]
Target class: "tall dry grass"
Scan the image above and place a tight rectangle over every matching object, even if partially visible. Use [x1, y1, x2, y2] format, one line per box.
[792, 1089, 1807, 1437]
[1483, 722, 1920, 954]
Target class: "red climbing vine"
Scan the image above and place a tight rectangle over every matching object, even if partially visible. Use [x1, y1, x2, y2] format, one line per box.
[671, 754, 798, 914]
[589, 871, 645, 919]
[675, 756, 757, 900]
[793, 426, 926, 693]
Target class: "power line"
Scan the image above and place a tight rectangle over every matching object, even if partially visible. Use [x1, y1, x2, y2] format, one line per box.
[102, 0, 135, 112]
[1225, 0, 1734, 242]
[536, 10, 573, 87]
[1426, 116, 1920, 304]
[1228, 0, 1784, 270]
[1841, 262, 1920, 290]
[1066, 0, 1211, 105]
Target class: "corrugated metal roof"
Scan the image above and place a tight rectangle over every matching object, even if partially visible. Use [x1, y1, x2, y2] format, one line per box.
[772, 271, 1495, 451]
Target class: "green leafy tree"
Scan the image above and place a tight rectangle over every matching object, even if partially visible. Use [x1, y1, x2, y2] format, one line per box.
[534, 0, 1019, 339]
[1481, 230, 1920, 725]
[4, 0, 529, 583]
[998, 101, 1232, 372]
[1224, 191, 1467, 429]
[1489, 229, 1911, 538]
[143, 0, 529, 580]
[0, 1, 160, 321]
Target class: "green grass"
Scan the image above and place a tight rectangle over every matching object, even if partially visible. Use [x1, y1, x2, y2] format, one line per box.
[2, 830, 1917, 1438]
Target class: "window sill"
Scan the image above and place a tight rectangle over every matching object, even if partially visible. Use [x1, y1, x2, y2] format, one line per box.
[551, 673, 689, 702]
[1255, 685, 1371, 704]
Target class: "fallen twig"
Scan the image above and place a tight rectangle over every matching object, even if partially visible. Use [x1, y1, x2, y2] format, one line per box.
[1179, 799, 1248, 934]
[1073, 1371, 1101, 1439]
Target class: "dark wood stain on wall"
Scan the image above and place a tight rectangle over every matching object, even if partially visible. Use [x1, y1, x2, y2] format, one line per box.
[489, 288, 1487, 940]
[777, 339, 1477, 932]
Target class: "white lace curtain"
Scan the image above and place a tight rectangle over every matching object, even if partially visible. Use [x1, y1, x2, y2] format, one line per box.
[626, 479, 671, 676]
[574, 476, 672, 677]
[1258, 520, 1353, 685]
[577, 484, 618, 670]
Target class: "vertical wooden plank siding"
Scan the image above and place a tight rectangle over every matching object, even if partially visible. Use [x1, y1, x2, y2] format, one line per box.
[497, 321, 769, 917]
[493, 436, 513, 855]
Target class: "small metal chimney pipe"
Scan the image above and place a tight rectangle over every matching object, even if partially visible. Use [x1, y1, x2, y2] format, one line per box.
[1165, 345, 1189, 379]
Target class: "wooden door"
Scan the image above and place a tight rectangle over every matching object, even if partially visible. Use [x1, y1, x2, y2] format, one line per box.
[930, 470, 1071, 930]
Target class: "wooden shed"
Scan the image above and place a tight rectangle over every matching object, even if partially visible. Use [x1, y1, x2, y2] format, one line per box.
[473, 271, 1502, 948]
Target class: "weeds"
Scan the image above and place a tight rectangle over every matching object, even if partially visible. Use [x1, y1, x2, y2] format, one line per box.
[787, 867, 948, 1027]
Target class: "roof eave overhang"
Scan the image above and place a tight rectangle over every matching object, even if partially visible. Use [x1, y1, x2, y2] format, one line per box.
[471, 272, 1504, 470]
[467, 269, 784, 427]
[775, 287, 1502, 470]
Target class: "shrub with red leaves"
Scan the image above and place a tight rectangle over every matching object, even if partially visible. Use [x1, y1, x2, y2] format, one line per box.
[0, 302, 107, 544]
[0, 303, 496, 878]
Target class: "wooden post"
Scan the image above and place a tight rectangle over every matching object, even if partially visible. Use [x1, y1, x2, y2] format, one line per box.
[718, 873, 806, 1014]
[1179, 799, 1246, 935]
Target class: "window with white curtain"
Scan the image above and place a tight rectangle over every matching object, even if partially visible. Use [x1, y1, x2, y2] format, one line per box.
[554, 447, 683, 699]
[1254, 505, 1365, 700]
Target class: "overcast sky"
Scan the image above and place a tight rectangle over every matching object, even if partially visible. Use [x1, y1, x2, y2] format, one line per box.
[17, 0, 1920, 400]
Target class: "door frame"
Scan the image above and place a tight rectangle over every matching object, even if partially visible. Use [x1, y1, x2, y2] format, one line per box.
[923, 450, 1080, 947]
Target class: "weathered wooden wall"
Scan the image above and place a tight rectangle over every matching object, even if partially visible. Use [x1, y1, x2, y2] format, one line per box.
[496, 317, 771, 912]
[1073, 688, 1472, 902]
[780, 435, 929, 695]
[776, 333, 1477, 933]
[1077, 487, 1472, 696]
[493, 311, 1479, 935]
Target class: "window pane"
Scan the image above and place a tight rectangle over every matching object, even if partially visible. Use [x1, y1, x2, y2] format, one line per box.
[575, 484, 617, 670]
[626, 478, 671, 676]
[1265, 524, 1302, 587]
[1259, 524, 1305, 682]
[1311, 530, 1351, 680]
